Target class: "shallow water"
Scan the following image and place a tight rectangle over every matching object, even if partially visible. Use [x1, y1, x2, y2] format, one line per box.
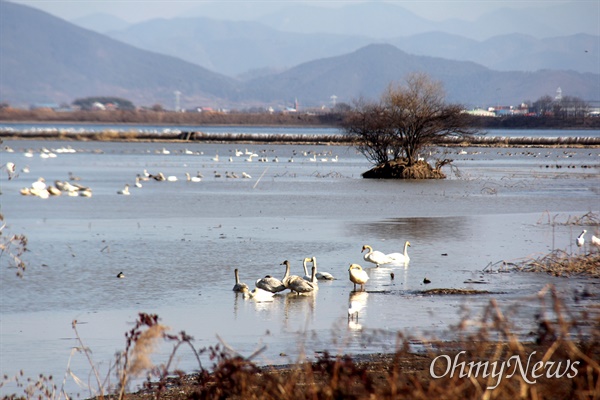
[1, 137, 599, 397]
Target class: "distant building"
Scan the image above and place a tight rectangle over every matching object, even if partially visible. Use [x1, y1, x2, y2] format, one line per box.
[466, 108, 496, 117]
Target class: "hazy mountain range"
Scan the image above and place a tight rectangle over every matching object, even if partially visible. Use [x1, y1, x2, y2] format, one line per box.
[1, 0, 598, 110]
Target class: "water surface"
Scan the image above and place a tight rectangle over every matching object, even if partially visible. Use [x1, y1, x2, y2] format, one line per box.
[1, 137, 598, 397]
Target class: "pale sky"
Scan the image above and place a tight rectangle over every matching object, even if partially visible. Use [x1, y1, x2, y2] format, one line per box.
[9, 0, 576, 23]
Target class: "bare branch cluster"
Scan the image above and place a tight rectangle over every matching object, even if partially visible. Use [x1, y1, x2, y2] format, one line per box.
[343, 73, 478, 169]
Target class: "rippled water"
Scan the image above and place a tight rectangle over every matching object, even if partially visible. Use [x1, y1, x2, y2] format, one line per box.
[1, 136, 599, 397]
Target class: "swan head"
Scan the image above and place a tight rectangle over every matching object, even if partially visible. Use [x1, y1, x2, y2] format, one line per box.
[406, 241, 411, 247]
[361, 245, 372, 253]
[348, 263, 363, 272]
[280, 260, 290, 267]
[116, 272, 125, 278]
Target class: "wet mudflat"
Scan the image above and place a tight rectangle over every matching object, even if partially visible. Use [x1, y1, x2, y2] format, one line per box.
[0, 138, 598, 397]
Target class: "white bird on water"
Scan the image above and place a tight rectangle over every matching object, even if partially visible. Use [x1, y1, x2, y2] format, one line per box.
[591, 235, 600, 247]
[244, 287, 275, 302]
[117, 184, 130, 195]
[361, 245, 394, 267]
[348, 264, 369, 291]
[302, 257, 313, 282]
[186, 172, 201, 182]
[311, 257, 335, 280]
[385, 241, 411, 265]
[576, 230, 586, 248]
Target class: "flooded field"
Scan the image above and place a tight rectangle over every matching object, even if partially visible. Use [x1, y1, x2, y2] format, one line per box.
[1, 135, 599, 397]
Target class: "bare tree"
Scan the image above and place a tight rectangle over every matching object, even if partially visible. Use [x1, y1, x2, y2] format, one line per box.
[343, 73, 477, 177]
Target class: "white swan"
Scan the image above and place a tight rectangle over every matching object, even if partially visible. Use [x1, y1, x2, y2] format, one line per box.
[361, 245, 394, 267]
[576, 230, 586, 247]
[311, 257, 335, 280]
[385, 241, 411, 264]
[244, 287, 275, 302]
[166, 175, 178, 182]
[302, 257, 313, 281]
[348, 264, 369, 291]
[117, 184, 130, 195]
[282, 260, 316, 295]
[186, 172, 201, 182]
[232, 268, 249, 293]
[592, 235, 600, 247]
[31, 177, 46, 191]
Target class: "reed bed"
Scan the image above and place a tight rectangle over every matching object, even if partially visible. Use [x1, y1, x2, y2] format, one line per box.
[512, 250, 600, 278]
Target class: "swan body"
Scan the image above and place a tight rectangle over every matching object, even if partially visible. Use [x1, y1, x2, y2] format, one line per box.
[361, 245, 394, 267]
[385, 241, 411, 264]
[255, 262, 289, 293]
[186, 172, 201, 182]
[232, 268, 249, 293]
[31, 178, 46, 191]
[576, 230, 586, 247]
[311, 257, 335, 280]
[154, 172, 166, 181]
[282, 260, 316, 294]
[245, 288, 275, 302]
[117, 184, 130, 195]
[47, 186, 61, 196]
[348, 264, 369, 291]
[592, 235, 600, 247]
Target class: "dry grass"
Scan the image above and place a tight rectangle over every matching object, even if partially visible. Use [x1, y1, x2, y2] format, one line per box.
[513, 250, 600, 278]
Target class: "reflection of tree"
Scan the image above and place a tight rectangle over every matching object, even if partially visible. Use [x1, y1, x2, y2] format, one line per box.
[345, 216, 470, 244]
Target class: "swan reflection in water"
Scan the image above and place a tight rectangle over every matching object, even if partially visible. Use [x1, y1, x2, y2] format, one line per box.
[347, 291, 368, 330]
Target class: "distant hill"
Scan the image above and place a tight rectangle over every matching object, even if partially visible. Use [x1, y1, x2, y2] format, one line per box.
[105, 17, 373, 78]
[252, 1, 598, 40]
[71, 12, 131, 33]
[103, 16, 599, 77]
[0, 1, 239, 108]
[240, 44, 600, 108]
[1, 1, 598, 110]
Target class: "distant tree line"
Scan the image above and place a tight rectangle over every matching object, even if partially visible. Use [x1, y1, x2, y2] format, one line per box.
[529, 95, 590, 117]
[0, 92, 598, 128]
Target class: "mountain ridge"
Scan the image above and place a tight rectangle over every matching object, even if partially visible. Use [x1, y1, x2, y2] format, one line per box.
[1, 1, 598, 110]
